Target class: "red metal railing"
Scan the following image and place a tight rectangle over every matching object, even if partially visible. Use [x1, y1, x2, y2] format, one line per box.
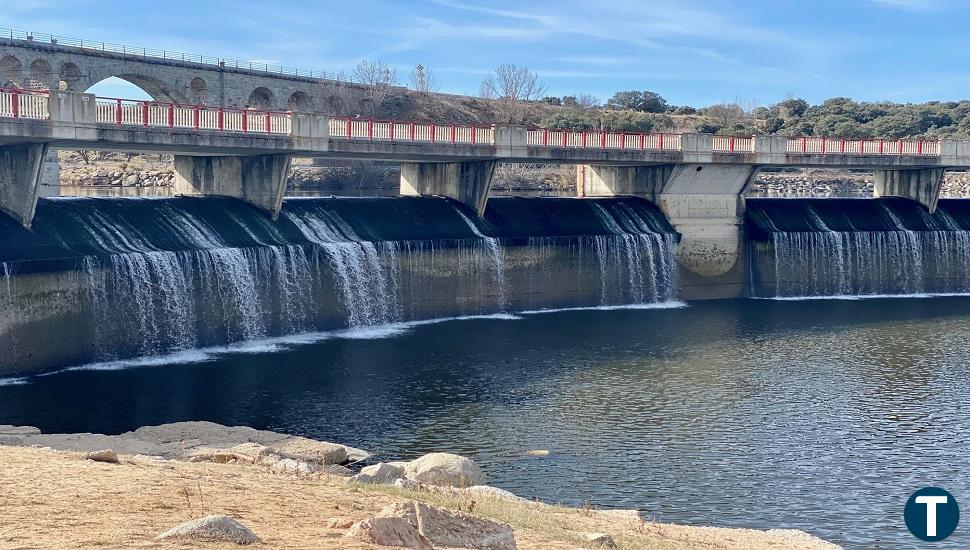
[526, 127, 682, 151]
[328, 117, 493, 145]
[92, 96, 291, 134]
[0, 87, 49, 119]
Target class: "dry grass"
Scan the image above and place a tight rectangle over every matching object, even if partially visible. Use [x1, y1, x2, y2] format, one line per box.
[0, 446, 837, 549]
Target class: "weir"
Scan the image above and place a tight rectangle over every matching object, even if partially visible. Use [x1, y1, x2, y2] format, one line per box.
[0, 196, 678, 375]
[747, 198, 970, 297]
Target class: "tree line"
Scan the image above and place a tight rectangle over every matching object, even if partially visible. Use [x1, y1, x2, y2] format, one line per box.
[335, 60, 970, 139]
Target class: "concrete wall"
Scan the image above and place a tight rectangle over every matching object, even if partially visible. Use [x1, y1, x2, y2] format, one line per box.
[400, 161, 496, 215]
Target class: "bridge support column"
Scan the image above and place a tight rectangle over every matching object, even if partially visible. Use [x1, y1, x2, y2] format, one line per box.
[660, 164, 759, 299]
[577, 165, 671, 203]
[400, 160, 497, 215]
[173, 154, 292, 219]
[874, 168, 945, 212]
[0, 143, 50, 228]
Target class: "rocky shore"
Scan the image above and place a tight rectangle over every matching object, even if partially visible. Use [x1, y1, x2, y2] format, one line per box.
[0, 421, 841, 549]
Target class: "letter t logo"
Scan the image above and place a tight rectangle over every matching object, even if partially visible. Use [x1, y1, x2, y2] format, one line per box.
[916, 495, 949, 537]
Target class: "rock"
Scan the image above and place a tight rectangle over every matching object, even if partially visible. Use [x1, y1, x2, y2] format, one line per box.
[525, 449, 549, 457]
[324, 517, 356, 529]
[155, 514, 261, 545]
[272, 436, 348, 465]
[354, 462, 405, 484]
[227, 442, 272, 463]
[270, 458, 319, 475]
[584, 532, 619, 548]
[319, 464, 354, 477]
[0, 425, 40, 445]
[393, 477, 421, 491]
[378, 501, 516, 550]
[345, 517, 432, 549]
[404, 452, 485, 488]
[85, 449, 119, 464]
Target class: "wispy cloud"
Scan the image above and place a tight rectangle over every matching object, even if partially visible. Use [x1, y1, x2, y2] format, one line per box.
[868, 0, 941, 11]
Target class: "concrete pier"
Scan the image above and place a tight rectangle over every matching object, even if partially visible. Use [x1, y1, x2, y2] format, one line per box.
[400, 161, 497, 215]
[874, 168, 945, 212]
[173, 154, 293, 219]
[0, 143, 50, 227]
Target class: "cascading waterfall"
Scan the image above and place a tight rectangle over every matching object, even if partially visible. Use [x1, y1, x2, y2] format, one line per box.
[748, 198, 970, 297]
[590, 203, 678, 304]
[453, 209, 508, 310]
[0, 195, 680, 366]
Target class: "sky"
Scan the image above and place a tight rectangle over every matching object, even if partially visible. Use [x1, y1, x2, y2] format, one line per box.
[3, 0, 970, 107]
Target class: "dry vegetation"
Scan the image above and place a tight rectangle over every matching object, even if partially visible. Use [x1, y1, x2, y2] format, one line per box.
[0, 446, 837, 550]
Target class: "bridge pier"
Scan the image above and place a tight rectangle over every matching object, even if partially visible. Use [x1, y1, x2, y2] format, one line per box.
[874, 168, 945, 212]
[0, 143, 50, 228]
[578, 157, 757, 299]
[173, 154, 293, 219]
[400, 160, 497, 215]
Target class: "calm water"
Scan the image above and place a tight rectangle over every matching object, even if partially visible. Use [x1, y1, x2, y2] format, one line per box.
[2, 297, 970, 549]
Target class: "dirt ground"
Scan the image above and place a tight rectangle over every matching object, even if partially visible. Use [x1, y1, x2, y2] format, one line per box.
[0, 446, 840, 550]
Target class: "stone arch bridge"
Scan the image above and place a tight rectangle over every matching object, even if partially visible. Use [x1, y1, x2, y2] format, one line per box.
[0, 31, 387, 112]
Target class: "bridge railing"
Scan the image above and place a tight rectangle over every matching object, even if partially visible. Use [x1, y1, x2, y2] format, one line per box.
[93, 96, 291, 135]
[787, 136, 939, 156]
[713, 135, 755, 153]
[0, 88, 49, 120]
[527, 128, 683, 151]
[328, 118, 494, 145]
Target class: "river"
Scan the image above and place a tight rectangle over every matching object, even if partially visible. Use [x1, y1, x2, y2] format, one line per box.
[1, 296, 968, 549]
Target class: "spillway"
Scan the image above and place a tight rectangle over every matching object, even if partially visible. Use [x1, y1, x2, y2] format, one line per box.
[0, 196, 679, 374]
[747, 198, 970, 297]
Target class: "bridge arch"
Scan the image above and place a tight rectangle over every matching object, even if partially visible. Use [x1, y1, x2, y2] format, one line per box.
[85, 74, 187, 103]
[29, 59, 53, 89]
[286, 91, 312, 111]
[325, 95, 346, 116]
[247, 87, 276, 109]
[57, 62, 82, 91]
[189, 77, 207, 103]
[0, 55, 23, 88]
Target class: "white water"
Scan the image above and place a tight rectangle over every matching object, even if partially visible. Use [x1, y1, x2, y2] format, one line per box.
[2, 197, 680, 368]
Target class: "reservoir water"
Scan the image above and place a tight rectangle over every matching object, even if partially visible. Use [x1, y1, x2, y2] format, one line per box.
[2, 296, 969, 549]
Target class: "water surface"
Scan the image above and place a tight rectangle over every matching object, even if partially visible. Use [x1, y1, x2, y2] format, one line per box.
[1, 297, 967, 549]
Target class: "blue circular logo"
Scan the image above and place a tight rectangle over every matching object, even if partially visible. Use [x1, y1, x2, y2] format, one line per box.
[904, 487, 959, 541]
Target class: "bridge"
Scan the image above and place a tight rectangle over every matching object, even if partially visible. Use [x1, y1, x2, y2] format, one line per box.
[2, 86, 966, 295]
[2, 27, 969, 296]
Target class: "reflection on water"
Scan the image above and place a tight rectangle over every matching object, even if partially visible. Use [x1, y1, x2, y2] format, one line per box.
[2, 298, 970, 549]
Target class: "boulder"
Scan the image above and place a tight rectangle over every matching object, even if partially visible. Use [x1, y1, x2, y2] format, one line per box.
[345, 517, 432, 549]
[227, 442, 273, 463]
[155, 515, 261, 545]
[354, 462, 405, 484]
[85, 449, 120, 464]
[378, 501, 516, 550]
[0, 425, 41, 445]
[584, 532, 619, 548]
[272, 436, 348, 465]
[270, 458, 319, 475]
[404, 452, 485, 487]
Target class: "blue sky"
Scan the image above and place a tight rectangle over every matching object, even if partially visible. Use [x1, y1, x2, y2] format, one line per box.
[3, 0, 969, 107]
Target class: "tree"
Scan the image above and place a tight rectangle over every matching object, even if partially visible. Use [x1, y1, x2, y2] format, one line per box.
[409, 64, 439, 94]
[605, 90, 667, 113]
[480, 64, 548, 124]
[777, 98, 809, 120]
[353, 59, 398, 114]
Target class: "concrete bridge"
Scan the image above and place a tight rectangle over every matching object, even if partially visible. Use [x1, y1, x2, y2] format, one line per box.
[3, 86, 968, 296]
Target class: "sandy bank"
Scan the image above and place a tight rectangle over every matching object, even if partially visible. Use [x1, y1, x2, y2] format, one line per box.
[0, 423, 841, 549]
